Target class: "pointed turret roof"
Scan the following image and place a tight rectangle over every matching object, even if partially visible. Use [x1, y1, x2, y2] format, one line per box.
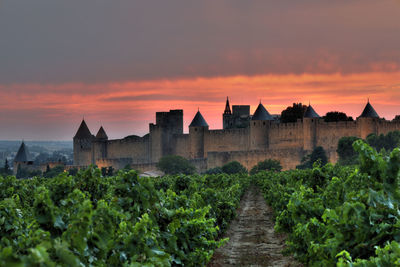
[304, 104, 320, 118]
[252, 103, 274, 121]
[224, 97, 232, 115]
[189, 111, 209, 127]
[14, 142, 32, 162]
[74, 120, 92, 139]
[360, 101, 379, 118]
[96, 126, 108, 139]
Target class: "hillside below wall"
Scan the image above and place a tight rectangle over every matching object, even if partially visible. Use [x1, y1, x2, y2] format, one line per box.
[207, 148, 305, 171]
[131, 158, 207, 173]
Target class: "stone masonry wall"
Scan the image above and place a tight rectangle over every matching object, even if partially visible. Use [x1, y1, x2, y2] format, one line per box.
[106, 136, 150, 164]
[204, 128, 250, 156]
[316, 120, 359, 163]
[269, 122, 304, 149]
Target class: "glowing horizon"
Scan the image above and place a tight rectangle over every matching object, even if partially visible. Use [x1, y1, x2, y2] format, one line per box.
[1, 71, 399, 140]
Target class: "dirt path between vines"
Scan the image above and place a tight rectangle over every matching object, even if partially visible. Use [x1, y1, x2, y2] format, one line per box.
[208, 186, 301, 267]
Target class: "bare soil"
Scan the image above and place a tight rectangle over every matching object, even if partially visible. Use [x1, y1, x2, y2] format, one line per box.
[208, 186, 301, 267]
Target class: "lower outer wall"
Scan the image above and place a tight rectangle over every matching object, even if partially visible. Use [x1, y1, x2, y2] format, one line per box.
[102, 148, 324, 173]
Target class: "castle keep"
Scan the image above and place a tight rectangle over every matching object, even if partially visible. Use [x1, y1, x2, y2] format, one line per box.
[73, 99, 400, 172]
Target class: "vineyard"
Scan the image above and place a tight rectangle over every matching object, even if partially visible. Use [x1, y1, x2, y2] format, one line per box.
[1, 139, 400, 266]
[255, 140, 400, 266]
[0, 169, 249, 266]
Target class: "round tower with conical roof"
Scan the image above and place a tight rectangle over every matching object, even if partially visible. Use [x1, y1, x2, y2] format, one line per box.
[250, 102, 274, 150]
[357, 100, 380, 139]
[303, 104, 320, 151]
[93, 126, 108, 160]
[189, 110, 209, 158]
[13, 141, 33, 175]
[73, 119, 95, 166]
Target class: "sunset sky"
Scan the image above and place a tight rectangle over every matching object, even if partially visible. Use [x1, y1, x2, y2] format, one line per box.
[1, 1, 400, 140]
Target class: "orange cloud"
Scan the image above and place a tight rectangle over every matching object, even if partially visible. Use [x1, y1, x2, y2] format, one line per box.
[1, 71, 400, 140]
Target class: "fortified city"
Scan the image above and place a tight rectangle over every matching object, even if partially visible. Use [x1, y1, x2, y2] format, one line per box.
[72, 98, 400, 172]
[4, 1, 400, 265]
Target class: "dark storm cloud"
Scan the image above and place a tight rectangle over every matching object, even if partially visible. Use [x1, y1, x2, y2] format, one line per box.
[1, 0, 400, 84]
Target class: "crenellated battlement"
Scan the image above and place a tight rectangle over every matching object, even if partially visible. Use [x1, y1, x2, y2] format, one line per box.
[73, 99, 400, 171]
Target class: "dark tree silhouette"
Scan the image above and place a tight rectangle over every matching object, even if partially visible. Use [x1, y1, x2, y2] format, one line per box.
[337, 136, 360, 165]
[250, 159, 282, 175]
[221, 161, 247, 174]
[280, 103, 307, 123]
[323, 111, 353, 122]
[157, 155, 195, 175]
[297, 146, 328, 169]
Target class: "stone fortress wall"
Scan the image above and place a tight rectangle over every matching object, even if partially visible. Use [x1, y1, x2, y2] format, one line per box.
[72, 99, 400, 173]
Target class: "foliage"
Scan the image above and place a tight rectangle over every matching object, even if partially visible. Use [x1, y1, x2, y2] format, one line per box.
[323, 111, 353, 122]
[43, 165, 65, 178]
[0, 159, 11, 176]
[250, 159, 282, 175]
[67, 168, 78, 176]
[221, 161, 247, 174]
[206, 161, 249, 175]
[204, 167, 223, 175]
[280, 103, 307, 123]
[100, 166, 114, 177]
[296, 146, 328, 169]
[15, 164, 42, 179]
[337, 131, 400, 166]
[157, 155, 196, 175]
[254, 140, 400, 266]
[366, 131, 400, 153]
[337, 136, 360, 165]
[0, 167, 249, 266]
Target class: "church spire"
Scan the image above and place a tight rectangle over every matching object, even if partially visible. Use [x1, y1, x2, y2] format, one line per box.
[224, 97, 232, 115]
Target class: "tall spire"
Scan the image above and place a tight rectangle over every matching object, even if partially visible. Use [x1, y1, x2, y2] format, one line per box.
[14, 141, 32, 162]
[74, 119, 92, 139]
[224, 97, 231, 115]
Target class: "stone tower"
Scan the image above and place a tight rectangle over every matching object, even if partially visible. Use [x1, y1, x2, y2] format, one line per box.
[223, 97, 251, 129]
[357, 100, 380, 139]
[93, 126, 108, 160]
[189, 110, 209, 159]
[303, 104, 320, 151]
[13, 141, 33, 175]
[250, 102, 274, 150]
[73, 120, 95, 166]
[149, 110, 183, 162]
